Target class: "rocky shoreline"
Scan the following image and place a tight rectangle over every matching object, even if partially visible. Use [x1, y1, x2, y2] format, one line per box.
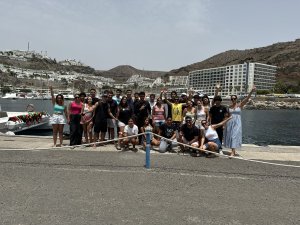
[245, 99, 300, 110]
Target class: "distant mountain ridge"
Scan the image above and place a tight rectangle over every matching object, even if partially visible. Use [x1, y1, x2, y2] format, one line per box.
[95, 65, 166, 82]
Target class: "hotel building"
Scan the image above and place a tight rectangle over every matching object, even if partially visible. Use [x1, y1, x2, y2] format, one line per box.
[188, 62, 277, 96]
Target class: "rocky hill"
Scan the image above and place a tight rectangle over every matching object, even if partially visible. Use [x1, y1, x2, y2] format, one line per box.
[165, 39, 300, 90]
[95, 65, 166, 82]
[0, 53, 95, 74]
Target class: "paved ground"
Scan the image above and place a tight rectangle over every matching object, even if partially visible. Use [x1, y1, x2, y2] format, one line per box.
[0, 135, 299, 225]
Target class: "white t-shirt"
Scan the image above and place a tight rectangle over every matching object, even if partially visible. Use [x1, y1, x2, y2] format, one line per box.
[124, 124, 139, 136]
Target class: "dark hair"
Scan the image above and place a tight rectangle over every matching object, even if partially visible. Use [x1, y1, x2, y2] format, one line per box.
[134, 92, 139, 96]
[79, 92, 86, 97]
[56, 94, 64, 104]
[150, 94, 155, 98]
[171, 91, 177, 95]
[139, 91, 145, 96]
[185, 116, 192, 121]
[231, 95, 238, 99]
[90, 88, 96, 92]
[119, 96, 128, 107]
[116, 89, 122, 93]
[126, 89, 132, 93]
[213, 95, 222, 102]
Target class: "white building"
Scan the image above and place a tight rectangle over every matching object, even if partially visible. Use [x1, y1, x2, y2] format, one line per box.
[188, 62, 277, 96]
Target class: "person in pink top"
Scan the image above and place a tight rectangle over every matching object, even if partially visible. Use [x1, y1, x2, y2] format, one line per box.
[152, 97, 166, 132]
[68, 93, 83, 146]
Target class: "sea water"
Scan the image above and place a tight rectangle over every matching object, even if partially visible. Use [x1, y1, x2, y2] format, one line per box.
[0, 99, 299, 146]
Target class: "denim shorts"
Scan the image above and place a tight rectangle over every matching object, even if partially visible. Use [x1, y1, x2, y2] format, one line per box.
[205, 138, 221, 151]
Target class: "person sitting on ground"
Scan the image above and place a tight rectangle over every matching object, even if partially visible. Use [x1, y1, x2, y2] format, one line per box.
[123, 118, 139, 151]
[140, 117, 160, 150]
[199, 116, 232, 156]
[178, 116, 199, 153]
[158, 117, 177, 153]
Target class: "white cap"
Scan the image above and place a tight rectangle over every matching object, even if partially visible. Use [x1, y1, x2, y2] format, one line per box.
[181, 93, 187, 96]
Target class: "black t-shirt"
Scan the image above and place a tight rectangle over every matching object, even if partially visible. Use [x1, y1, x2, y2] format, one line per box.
[209, 105, 228, 124]
[107, 99, 118, 116]
[180, 124, 199, 141]
[159, 123, 176, 139]
[134, 100, 151, 120]
[118, 106, 132, 124]
[94, 102, 109, 123]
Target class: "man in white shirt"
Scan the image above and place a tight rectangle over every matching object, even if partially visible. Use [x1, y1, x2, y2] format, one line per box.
[123, 118, 139, 151]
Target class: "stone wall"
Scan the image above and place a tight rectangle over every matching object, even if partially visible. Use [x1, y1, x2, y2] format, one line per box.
[245, 99, 300, 110]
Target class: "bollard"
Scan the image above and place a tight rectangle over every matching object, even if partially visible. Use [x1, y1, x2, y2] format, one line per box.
[145, 131, 151, 169]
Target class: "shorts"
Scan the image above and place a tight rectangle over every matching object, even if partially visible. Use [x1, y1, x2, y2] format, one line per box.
[107, 119, 117, 128]
[94, 121, 107, 133]
[118, 121, 125, 127]
[182, 137, 199, 147]
[154, 120, 165, 127]
[205, 138, 221, 151]
[49, 114, 66, 125]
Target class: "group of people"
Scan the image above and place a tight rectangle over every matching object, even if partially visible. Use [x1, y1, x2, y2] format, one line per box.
[49, 85, 256, 157]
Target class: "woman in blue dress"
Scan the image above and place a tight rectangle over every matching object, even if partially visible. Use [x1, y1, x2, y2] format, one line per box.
[224, 87, 256, 157]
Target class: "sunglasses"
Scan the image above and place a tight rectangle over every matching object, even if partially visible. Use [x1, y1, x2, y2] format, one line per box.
[75, 96, 80, 99]
[231, 98, 237, 101]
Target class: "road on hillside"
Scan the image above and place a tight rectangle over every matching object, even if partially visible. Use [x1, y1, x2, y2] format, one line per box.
[0, 150, 299, 225]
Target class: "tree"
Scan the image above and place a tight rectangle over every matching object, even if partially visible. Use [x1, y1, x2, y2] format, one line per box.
[2, 86, 11, 95]
[274, 81, 288, 94]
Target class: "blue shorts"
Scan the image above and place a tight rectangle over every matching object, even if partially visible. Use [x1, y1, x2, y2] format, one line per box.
[205, 138, 222, 151]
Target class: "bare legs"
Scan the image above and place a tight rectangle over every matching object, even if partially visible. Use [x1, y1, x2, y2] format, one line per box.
[230, 148, 236, 156]
[52, 124, 64, 147]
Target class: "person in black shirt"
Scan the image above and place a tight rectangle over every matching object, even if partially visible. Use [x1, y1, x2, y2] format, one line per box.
[107, 91, 119, 140]
[134, 91, 151, 130]
[179, 116, 199, 152]
[209, 96, 228, 145]
[158, 117, 177, 153]
[93, 94, 117, 146]
[116, 96, 132, 150]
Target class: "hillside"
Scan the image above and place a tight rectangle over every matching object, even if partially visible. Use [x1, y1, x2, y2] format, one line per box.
[0, 54, 95, 74]
[95, 65, 166, 82]
[166, 39, 300, 88]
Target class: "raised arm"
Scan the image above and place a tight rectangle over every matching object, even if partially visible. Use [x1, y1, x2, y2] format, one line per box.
[240, 86, 256, 108]
[49, 86, 55, 105]
[212, 116, 232, 129]
[212, 83, 221, 105]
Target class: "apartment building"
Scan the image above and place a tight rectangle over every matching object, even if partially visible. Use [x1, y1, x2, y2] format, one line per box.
[188, 62, 277, 96]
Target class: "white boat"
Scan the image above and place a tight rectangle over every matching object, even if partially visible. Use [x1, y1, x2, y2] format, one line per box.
[0, 111, 51, 134]
[2, 93, 18, 99]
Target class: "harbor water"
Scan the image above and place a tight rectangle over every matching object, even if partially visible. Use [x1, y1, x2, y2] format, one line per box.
[0, 99, 299, 146]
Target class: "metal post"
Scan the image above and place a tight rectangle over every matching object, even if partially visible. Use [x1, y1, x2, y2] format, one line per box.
[145, 131, 151, 169]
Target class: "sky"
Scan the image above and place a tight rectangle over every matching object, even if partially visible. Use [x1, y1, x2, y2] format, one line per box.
[0, 0, 300, 71]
